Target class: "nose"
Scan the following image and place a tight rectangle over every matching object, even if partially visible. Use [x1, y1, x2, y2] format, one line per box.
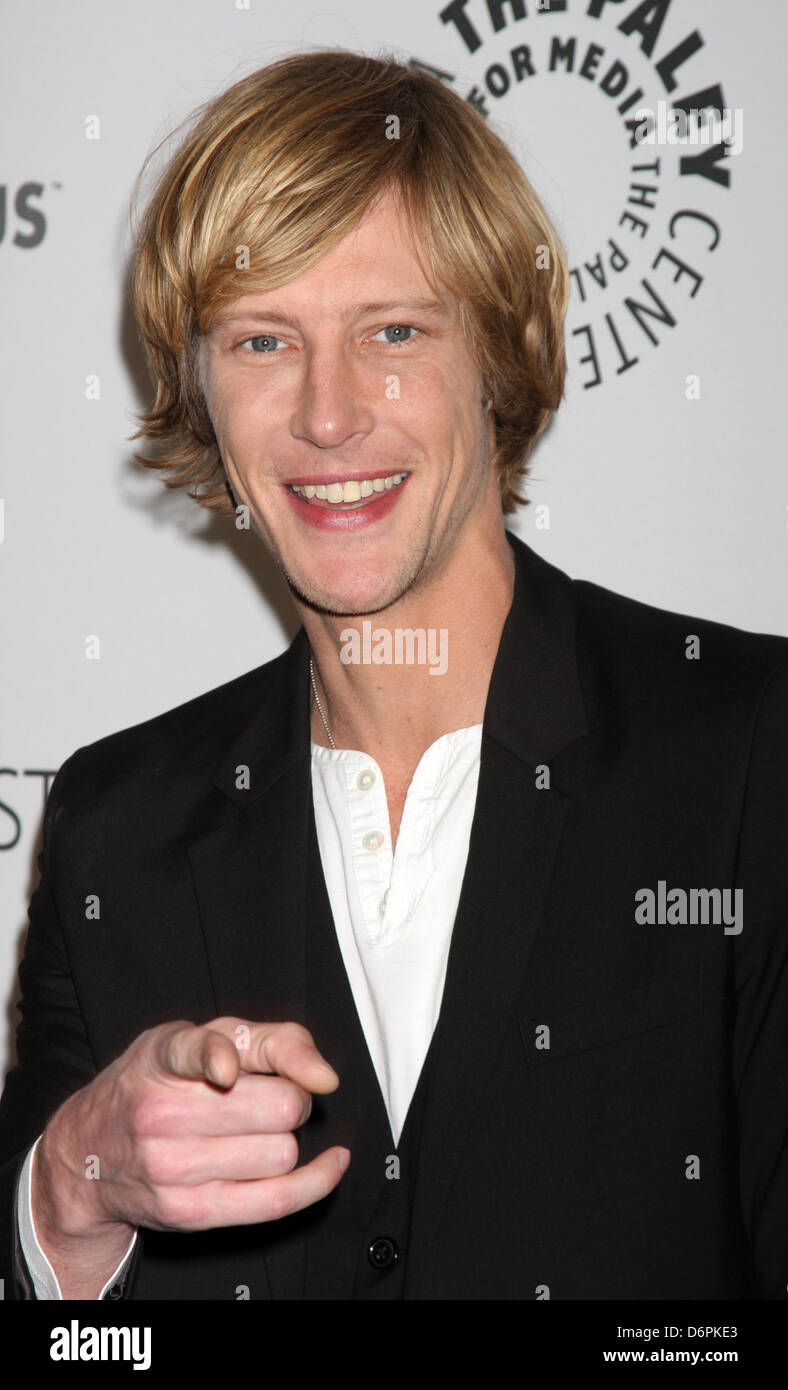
[290, 344, 375, 451]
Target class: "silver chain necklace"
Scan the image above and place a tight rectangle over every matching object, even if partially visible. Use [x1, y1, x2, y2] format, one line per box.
[309, 656, 335, 749]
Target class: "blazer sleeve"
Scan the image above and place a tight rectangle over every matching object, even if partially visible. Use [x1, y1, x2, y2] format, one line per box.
[0, 753, 141, 1300]
[731, 653, 788, 1299]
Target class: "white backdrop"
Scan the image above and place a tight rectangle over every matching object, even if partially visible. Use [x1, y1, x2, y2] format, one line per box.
[1, 0, 786, 1078]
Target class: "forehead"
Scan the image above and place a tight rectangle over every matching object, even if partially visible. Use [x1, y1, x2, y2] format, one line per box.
[301, 185, 426, 275]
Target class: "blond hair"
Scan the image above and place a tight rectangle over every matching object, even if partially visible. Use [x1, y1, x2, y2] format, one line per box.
[129, 49, 569, 514]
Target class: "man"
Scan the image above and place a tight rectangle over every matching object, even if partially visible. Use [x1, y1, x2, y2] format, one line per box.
[1, 49, 786, 1301]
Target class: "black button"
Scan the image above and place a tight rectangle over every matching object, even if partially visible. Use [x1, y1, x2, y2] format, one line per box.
[105, 1284, 124, 1300]
[367, 1236, 399, 1270]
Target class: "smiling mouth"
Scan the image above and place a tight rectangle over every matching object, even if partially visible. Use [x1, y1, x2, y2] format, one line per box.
[287, 472, 408, 508]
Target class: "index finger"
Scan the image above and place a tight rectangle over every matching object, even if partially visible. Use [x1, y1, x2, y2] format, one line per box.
[206, 1018, 340, 1093]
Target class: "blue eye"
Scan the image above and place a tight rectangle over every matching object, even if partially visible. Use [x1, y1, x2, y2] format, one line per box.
[240, 335, 282, 353]
[373, 324, 419, 345]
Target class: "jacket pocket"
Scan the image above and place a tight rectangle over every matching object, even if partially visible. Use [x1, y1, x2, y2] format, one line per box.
[519, 966, 704, 1066]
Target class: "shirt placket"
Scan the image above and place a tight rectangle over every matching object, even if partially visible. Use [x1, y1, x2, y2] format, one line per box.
[345, 754, 393, 945]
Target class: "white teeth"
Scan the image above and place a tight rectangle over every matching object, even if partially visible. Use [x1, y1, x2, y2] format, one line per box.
[290, 473, 407, 504]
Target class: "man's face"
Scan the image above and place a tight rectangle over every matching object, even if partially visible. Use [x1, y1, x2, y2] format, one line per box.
[200, 185, 498, 616]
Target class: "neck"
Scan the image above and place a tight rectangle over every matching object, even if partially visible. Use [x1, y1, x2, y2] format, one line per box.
[300, 519, 515, 771]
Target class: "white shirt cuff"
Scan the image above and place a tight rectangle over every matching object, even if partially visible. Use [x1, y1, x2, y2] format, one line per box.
[18, 1134, 138, 1299]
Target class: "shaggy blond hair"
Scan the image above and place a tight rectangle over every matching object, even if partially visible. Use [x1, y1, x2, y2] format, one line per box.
[129, 49, 569, 514]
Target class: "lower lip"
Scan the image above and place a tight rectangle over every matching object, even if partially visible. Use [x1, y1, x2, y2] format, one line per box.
[283, 478, 409, 531]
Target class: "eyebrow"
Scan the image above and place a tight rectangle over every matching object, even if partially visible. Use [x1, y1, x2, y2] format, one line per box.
[211, 297, 452, 330]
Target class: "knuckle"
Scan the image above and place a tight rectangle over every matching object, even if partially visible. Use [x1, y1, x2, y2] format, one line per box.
[181, 1192, 213, 1229]
[278, 1132, 299, 1172]
[277, 1020, 312, 1048]
[151, 1186, 190, 1229]
[164, 1019, 195, 1031]
[138, 1138, 179, 1186]
[206, 1016, 239, 1036]
[160, 1020, 196, 1053]
[277, 1086, 307, 1131]
[152, 1184, 215, 1232]
[131, 1094, 170, 1140]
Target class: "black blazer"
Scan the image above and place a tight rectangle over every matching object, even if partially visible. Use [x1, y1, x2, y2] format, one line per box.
[1, 531, 787, 1299]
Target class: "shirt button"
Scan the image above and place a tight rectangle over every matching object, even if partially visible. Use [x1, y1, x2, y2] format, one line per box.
[367, 1236, 399, 1270]
[362, 830, 384, 851]
[105, 1284, 124, 1300]
[357, 768, 376, 790]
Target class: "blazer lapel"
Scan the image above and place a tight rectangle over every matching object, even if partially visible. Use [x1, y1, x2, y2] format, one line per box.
[405, 532, 599, 1293]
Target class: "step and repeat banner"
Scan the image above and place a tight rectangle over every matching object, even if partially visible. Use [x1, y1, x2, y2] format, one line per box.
[1, 0, 786, 1077]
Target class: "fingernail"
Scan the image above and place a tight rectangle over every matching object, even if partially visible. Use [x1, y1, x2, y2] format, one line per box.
[338, 1148, 351, 1173]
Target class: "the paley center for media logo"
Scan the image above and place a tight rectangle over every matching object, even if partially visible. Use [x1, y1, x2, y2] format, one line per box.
[418, 0, 736, 388]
